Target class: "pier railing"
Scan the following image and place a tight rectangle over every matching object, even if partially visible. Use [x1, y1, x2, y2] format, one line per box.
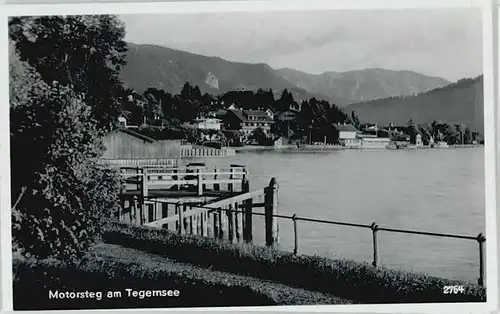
[180, 147, 236, 158]
[120, 164, 248, 197]
[210, 207, 486, 287]
[117, 171, 485, 287]
[103, 158, 179, 167]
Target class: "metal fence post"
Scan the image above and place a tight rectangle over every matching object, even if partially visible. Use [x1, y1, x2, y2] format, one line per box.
[292, 214, 298, 255]
[477, 233, 486, 286]
[371, 222, 379, 267]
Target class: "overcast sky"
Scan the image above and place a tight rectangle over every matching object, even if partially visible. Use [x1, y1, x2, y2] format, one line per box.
[120, 8, 482, 82]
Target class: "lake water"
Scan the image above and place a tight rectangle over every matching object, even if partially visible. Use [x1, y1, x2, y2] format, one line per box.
[182, 148, 485, 283]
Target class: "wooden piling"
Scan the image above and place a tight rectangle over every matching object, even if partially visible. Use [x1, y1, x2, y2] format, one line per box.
[228, 168, 234, 192]
[129, 196, 134, 223]
[213, 168, 220, 191]
[133, 197, 139, 225]
[197, 168, 204, 196]
[241, 176, 253, 243]
[173, 168, 179, 191]
[207, 212, 213, 237]
[142, 168, 149, 197]
[200, 212, 205, 236]
[264, 178, 279, 247]
[218, 208, 224, 240]
[191, 212, 197, 235]
[212, 211, 218, 238]
[147, 203, 154, 223]
[228, 204, 235, 243]
[178, 204, 184, 235]
[235, 202, 242, 242]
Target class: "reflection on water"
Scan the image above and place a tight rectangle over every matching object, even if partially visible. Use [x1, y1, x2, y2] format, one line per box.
[183, 148, 485, 282]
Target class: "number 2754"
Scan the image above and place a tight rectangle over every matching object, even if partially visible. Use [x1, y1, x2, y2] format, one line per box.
[443, 285, 465, 294]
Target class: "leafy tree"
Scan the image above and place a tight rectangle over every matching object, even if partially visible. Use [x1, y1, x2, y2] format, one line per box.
[200, 93, 216, 116]
[417, 124, 432, 145]
[297, 100, 311, 129]
[9, 15, 128, 134]
[443, 123, 460, 144]
[457, 124, 467, 144]
[176, 82, 203, 121]
[350, 110, 361, 129]
[143, 88, 164, 122]
[119, 88, 145, 126]
[10, 50, 121, 263]
[276, 89, 296, 112]
[431, 120, 439, 140]
[250, 127, 268, 145]
[180, 82, 202, 101]
[407, 118, 418, 144]
[464, 127, 472, 144]
[255, 88, 275, 110]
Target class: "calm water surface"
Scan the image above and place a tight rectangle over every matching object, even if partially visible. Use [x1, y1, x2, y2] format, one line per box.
[183, 148, 485, 283]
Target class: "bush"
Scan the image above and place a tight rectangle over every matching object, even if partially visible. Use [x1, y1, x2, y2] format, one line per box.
[10, 43, 122, 263]
[102, 221, 486, 304]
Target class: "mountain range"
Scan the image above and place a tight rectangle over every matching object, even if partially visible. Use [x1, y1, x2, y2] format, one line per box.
[119, 43, 483, 131]
[119, 43, 449, 106]
[276, 68, 450, 105]
[346, 76, 484, 131]
[120, 43, 336, 105]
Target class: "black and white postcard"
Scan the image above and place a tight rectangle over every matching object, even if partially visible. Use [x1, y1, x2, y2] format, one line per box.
[2, 0, 498, 312]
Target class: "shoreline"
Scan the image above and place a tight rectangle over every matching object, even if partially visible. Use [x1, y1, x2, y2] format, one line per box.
[233, 144, 484, 153]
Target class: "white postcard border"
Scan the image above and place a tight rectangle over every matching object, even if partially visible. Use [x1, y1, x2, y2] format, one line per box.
[0, 0, 498, 313]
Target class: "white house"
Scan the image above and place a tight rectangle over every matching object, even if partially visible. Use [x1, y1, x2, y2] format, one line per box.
[333, 123, 361, 147]
[357, 134, 391, 149]
[191, 118, 222, 131]
[265, 109, 275, 120]
[277, 110, 297, 122]
[416, 134, 423, 147]
[117, 116, 127, 127]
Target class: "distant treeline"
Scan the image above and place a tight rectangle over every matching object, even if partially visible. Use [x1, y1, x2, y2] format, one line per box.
[123, 82, 482, 145]
[121, 82, 351, 143]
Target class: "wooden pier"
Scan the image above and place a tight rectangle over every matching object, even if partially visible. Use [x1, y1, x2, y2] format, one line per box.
[116, 164, 485, 286]
[117, 163, 279, 246]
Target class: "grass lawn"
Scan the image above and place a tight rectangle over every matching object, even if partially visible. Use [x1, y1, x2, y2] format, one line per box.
[13, 242, 352, 310]
[90, 243, 354, 306]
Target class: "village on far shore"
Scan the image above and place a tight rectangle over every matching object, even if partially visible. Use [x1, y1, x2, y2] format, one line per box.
[116, 97, 485, 156]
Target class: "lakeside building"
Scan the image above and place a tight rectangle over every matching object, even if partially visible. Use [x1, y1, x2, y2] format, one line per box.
[118, 116, 127, 128]
[265, 109, 275, 120]
[392, 133, 411, 148]
[277, 110, 297, 122]
[185, 117, 222, 131]
[416, 134, 424, 147]
[332, 123, 362, 148]
[222, 109, 275, 136]
[357, 133, 391, 149]
[101, 128, 183, 161]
